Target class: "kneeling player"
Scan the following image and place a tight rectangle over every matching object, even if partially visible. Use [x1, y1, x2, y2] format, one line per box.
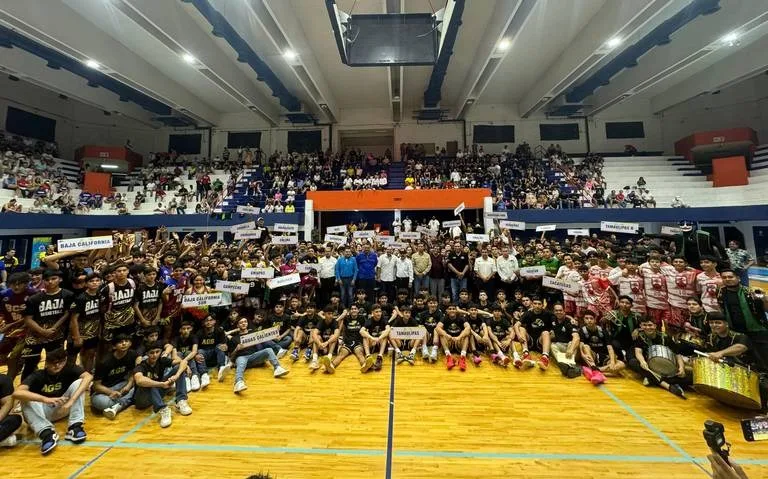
[416, 297, 443, 362]
[389, 305, 421, 365]
[465, 305, 491, 366]
[361, 305, 390, 371]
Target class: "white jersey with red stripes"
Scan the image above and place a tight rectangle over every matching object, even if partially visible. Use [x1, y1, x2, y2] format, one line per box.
[661, 264, 700, 309]
[639, 263, 668, 310]
[696, 271, 722, 313]
[618, 273, 646, 313]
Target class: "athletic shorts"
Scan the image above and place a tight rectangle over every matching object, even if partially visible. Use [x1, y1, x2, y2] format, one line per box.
[102, 324, 136, 343]
[341, 339, 362, 352]
[21, 339, 65, 358]
[0, 336, 24, 365]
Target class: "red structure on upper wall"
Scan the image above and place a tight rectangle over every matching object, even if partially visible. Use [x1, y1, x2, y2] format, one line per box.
[674, 127, 758, 162]
[74, 145, 143, 169]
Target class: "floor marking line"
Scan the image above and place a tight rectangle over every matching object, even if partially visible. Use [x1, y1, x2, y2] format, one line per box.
[385, 351, 396, 479]
[599, 385, 713, 477]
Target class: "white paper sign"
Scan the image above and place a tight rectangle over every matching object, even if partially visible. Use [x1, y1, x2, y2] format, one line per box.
[466, 233, 490, 243]
[271, 235, 298, 245]
[274, 223, 299, 233]
[241, 267, 274, 279]
[230, 221, 256, 232]
[377, 235, 396, 244]
[399, 232, 421, 241]
[57, 235, 113, 252]
[391, 242, 406, 249]
[443, 220, 461, 228]
[239, 326, 280, 348]
[416, 226, 429, 234]
[567, 228, 589, 237]
[215, 280, 250, 295]
[234, 230, 262, 240]
[500, 220, 525, 231]
[520, 265, 546, 277]
[267, 273, 301, 289]
[661, 226, 682, 235]
[324, 234, 347, 245]
[535, 225, 557, 232]
[297, 263, 315, 273]
[390, 326, 426, 340]
[542, 276, 580, 294]
[601, 221, 639, 234]
[182, 292, 224, 308]
[454, 202, 465, 216]
[236, 205, 260, 214]
[486, 212, 507, 219]
[353, 230, 375, 239]
[327, 225, 347, 234]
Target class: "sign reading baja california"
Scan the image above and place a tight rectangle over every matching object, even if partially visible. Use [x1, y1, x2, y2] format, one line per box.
[353, 230, 375, 239]
[324, 234, 347, 245]
[542, 276, 580, 294]
[215, 281, 250, 295]
[601, 221, 639, 233]
[390, 327, 426, 340]
[239, 326, 280, 348]
[327, 225, 347, 234]
[182, 292, 224, 308]
[466, 233, 490, 243]
[234, 230, 262, 240]
[454, 202, 465, 216]
[267, 273, 301, 289]
[241, 267, 274, 279]
[519, 265, 546, 277]
[535, 225, 556, 232]
[399, 232, 421, 241]
[500, 220, 525, 230]
[271, 235, 298, 245]
[230, 221, 256, 232]
[274, 223, 299, 233]
[442, 220, 461, 228]
[486, 212, 507, 219]
[235, 205, 260, 214]
[567, 228, 589, 237]
[58, 236, 113, 252]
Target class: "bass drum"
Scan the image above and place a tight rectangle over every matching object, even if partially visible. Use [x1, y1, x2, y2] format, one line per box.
[647, 344, 677, 377]
[692, 358, 761, 410]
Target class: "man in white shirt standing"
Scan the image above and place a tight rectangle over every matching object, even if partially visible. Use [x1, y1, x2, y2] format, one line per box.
[428, 216, 440, 233]
[317, 247, 338, 306]
[394, 249, 414, 294]
[495, 246, 519, 297]
[473, 249, 497, 297]
[402, 217, 412, 233]
[377, 247, 397, 300]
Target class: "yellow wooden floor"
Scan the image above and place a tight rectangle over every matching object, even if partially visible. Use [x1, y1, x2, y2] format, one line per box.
[4, 355, 768, 479]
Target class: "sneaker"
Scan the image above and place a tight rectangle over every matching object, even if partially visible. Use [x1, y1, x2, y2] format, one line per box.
[429, 348, 438, 362]
[361, 355, 376, 373]
[472, 353, 482, 366]
[200, 373, 211, 389]
[190, 375, 201, 391]
[158, 407, 173, 428]
[501, 356, 511, 367]
[582, 366, 594, 381]
[513, 357, 523, 369]
[39, 430, 58, 455]
[304, 348, 312, 361]
[103, 403, 123, 420]
[217, 362, 231, 382]
[273, 365, 290, 378]
[176, 400, 193, 416]
[446, 355, 455, 370]
[396, 351, 405, 364]
[522, 357, 536, 369]
[537, 355, 549, 370]
[566, 366, 582, 378]
[276, 348, 287, 359]
[65, 423, 87, 443]
[291, 348, 299, 362]
[0, 435, 17, 447]
[233, 380, 248, 393]
[374, 355, 383, 371]
[669, 384, 687, 399]
[642, 377, 651, 387]
[590, 370, 606, 385]
[404, 353, 415, 365]
[309, 359, 320, 371]
[184, 376, 192, 392]
[324, 358, 336, 375]
[490, 353, 499, 363]
[421, 346, 429, 359]
[458, 355, 467, 371]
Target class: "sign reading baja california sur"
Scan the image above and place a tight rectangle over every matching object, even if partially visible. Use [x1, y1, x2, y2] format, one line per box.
[57, 236, 113, 252]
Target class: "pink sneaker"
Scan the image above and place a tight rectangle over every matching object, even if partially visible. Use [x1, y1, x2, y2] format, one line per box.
[472, 353, 482, 366]
[490, 353, 499, 363]
[582, 366, 594, 382]
[590, 370, 606, 385]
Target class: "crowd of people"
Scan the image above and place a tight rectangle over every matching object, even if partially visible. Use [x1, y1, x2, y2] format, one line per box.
[0, 217, 766, 456]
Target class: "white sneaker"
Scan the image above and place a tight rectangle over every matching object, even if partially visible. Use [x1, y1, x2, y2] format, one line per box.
[103, 403, 123, 420]
[190, 376, 201, 391]
[234, 380, 248, 393]
[0, 435, 17, 447]
[273, 365, 290, 378]
[217, 363, 231, 382]
[200, 373, 211, 388]
[276, 348, 287, 359]
[176, 400, 193, 416]
[421, 346, 429, 359]
[308, 359, 319, 370]
[159, 407, 172, 428]
[429, 348, 438, 362]
[11, 403, 21, 415]
[184, 377, 192, 392]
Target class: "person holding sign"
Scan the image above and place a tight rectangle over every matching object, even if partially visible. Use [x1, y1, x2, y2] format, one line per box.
[227, 317, 289, 394]
[361, 306, 390, 371]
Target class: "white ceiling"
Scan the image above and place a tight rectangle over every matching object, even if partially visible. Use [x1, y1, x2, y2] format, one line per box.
[0, 0, 766, 126]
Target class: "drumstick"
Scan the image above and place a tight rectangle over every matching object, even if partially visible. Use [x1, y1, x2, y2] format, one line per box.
[694, 349, 724, 363]
[641, 363, 663, 383]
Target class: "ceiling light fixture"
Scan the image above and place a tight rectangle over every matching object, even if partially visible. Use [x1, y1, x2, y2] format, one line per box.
[606, 37, 622, 48]
[85, 59, 101, 69]
[100, 164, 119, 169]
[722, 32, 739, 46]
[182, 53, 197, 64]
[283, 49, 297, 60]
[497, 38, 510, 51]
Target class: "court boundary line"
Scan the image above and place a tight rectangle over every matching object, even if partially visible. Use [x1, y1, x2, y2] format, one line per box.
[599, 385, 713, 477]
[385, 351, 396, 479]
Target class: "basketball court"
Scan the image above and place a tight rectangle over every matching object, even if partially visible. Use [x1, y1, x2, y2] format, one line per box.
[5, 355, 768, 478]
